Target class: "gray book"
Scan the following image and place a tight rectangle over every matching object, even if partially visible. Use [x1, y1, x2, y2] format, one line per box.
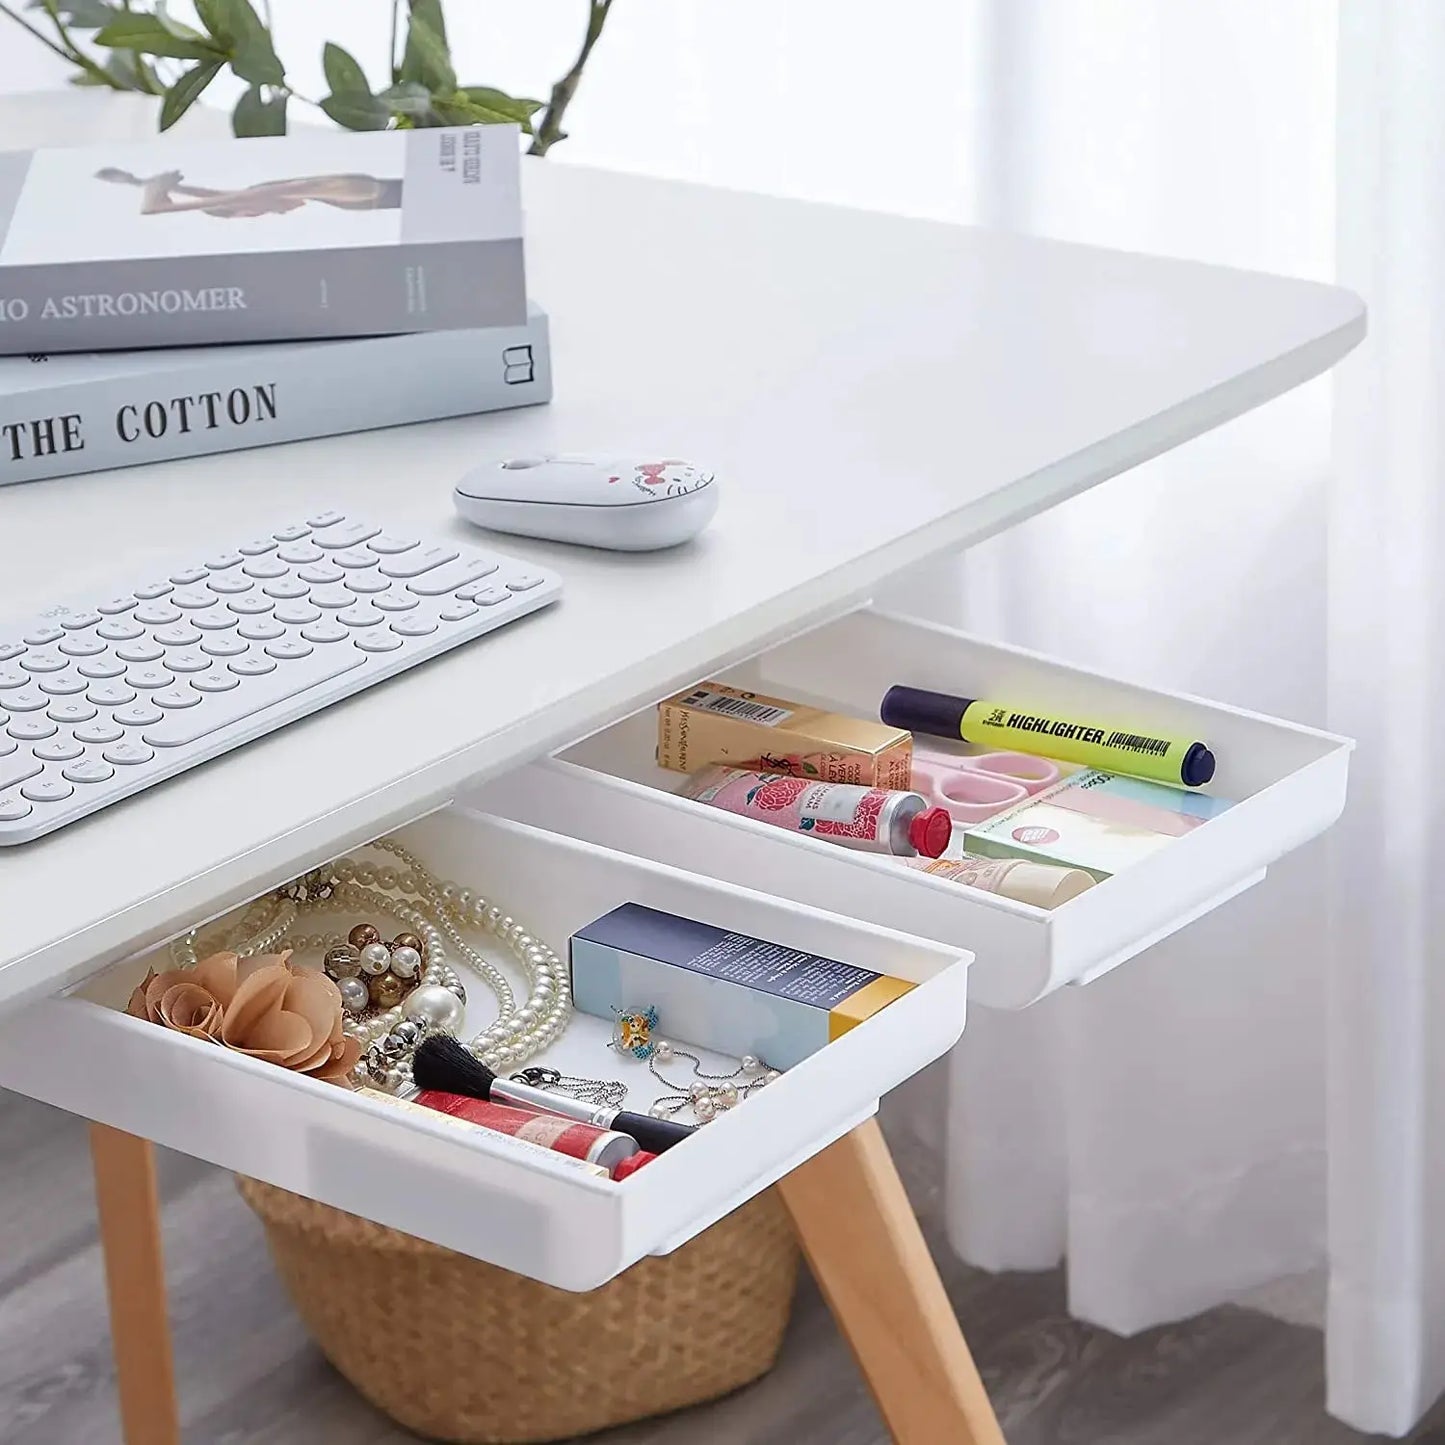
[0, 303, 551, 487]
[0, 126, 525, 354]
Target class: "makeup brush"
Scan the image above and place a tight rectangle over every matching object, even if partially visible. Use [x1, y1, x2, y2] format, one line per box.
[412, 1035, 697, 1154]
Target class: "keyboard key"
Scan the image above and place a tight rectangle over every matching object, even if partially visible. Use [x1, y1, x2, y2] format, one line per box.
[153, 686, 200, 710]
[169, 567, 208, 586]
[104, 742, 155, 766]
[154, 624, 202, 647]
[163, 651, 210, 673]
[272, 524, 311, 542]
[206, 552, 243, 570]
[230, 655, 276, 677]
[126, 666, 170, 689]
[46, 701, 95, 724]
[74, 721, 124, 745]
[59, 635, 107, 657]
[391, 616, 438, 638]
[78, 657, 126, 680]
[35, 737, 84, 762]
[22, 777, 73, 803]
[0, 796, 32, 821]
[202, 635, 249, 658]
[242, 557, 288, 579]
[458, 577, 506, 601]
[277, 543, 323, 565]
[0, 668, 23, 689]
[372, 589, 419, 612]
[408, 558, 501, 597]
[263, 578, 309, 600]
[332, 548, 379, 570]
[468, 586, 510, 607]
[506, 574, 547, 592]
[113, 705, 163, 728]
[301, 621, 349, 644]
[313, 520, 380, 550]
[310, 587, 352, 610]
[9, 717, 55, 740]
[87, 683, 136, 708]
[344, 572, 392, 594]
[237, 618, 285, 642]
[355, 631, 403, 653]
[60, 611, 102, 631]
[23, 626, 62, 646]
[98, 618, 146, 640]
[238, 537, 278, 556]
[133, 581, 172, 600]
[0, 737, 13, 756]
[0, 643, 24, 662]
[308, 509, 347, 528]
[147, 648, 364, 747]
[297, 562, 343, 586]
[3, 688, 47, 711]
[0, 755, 43, 792]
[39, 675, 87, 696]
[273, 603, 320, 626]
[265, 638, 314, 660]
[97, 597, 138, 615]
[21, 650, 67, 673]
[192, 669, 240, 693]
[116, 641, 164, 664]
[64, 759, 114, 785]
[439, 601, 479, 623]
[337, 605, 384, 629]
[367, 535, 418, 555]
[192, 611, 238, 632]
[229, 595, 275, 616]
[132, 605, 180, 627]
[172, 588, 216, 610]
[207, 574, 253, 595]
[379, 545, 458, 579]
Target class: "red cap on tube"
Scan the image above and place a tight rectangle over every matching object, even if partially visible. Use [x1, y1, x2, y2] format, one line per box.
[910, 806, 952, 858]
[612, 1151, 659, 1181]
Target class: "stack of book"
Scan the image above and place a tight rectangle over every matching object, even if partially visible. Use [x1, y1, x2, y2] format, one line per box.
[0, 125, 548, 486]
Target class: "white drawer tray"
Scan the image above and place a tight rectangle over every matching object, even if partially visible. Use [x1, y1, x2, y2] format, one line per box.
[0, 808, 968, 1291]
[472, 608, 1352, 1008]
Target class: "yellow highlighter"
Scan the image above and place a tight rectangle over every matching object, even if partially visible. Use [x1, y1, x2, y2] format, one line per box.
[880, 686, 1215, 789]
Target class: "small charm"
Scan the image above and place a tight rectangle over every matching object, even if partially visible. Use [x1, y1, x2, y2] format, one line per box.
[610, 1005, 660, 1060]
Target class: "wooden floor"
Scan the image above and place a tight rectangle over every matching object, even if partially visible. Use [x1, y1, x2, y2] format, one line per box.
[0, 1090, 1436, 1445]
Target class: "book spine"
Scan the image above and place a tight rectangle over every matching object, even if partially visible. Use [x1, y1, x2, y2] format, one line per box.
[0, 311, 551, 487]
[0, 239, 526, 354]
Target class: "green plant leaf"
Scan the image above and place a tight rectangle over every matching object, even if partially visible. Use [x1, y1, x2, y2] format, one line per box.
[379, 80, 434, 118]
[400, 0, 454, 94]
[460, 85, 543, 125]
[32, 0, 120, 29]
[233, 84, 287, 136]
[154, 0, 208, 42]
[231, 33, 284, 86]
[322, 40, 371, 99]
[94, 13, 221, 60]
[431, 92, 530, 129]
[159, 58, 222, 130]
[320, 91, 391, 131]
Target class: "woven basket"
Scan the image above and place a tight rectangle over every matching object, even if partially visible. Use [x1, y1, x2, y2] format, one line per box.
[237, 1176, 799, 1444]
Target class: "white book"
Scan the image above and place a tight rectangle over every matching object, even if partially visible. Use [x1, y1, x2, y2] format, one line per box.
[0, 304, 551, 487]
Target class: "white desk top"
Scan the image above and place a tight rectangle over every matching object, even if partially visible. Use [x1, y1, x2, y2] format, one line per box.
[0, 159, 1364, 1008]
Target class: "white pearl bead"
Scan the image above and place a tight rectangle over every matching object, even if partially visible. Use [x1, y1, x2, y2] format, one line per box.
[654, 1040, 674, 1063]
[741, 1055, 762, 1076]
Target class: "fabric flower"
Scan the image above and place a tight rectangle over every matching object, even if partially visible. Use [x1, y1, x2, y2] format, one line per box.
[127, 950, 359, 1087]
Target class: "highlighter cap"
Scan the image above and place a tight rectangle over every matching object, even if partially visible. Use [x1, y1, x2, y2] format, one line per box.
[881, 685, 971, 741]
[612, 1151, 658, 1181]
[1182, 743, 1216, 787]
[909, 806, 952, 859]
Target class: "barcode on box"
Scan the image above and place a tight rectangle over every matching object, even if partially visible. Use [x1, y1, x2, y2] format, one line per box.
[680, 688, 792, 726]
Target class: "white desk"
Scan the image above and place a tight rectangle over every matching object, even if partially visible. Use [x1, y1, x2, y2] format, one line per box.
[0, 147, 1363, 1445]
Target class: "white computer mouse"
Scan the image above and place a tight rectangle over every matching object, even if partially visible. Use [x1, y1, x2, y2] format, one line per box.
[453, 454, 719, 551]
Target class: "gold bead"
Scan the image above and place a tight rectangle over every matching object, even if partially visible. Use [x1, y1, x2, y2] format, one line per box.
[348, 923, 381, 949]
[368, 972, 407, 1009]
[392, 931, 422, 955]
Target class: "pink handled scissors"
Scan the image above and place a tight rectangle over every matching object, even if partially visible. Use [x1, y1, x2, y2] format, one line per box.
[910, 744, 1062, 823]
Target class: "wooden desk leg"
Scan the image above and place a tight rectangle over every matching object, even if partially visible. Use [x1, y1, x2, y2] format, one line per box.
[778, 1118, 1006, 1445]
[89, 1125, 181, 1445]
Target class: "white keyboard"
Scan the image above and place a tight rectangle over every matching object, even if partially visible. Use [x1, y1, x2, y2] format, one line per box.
[0, 511, 562, 844]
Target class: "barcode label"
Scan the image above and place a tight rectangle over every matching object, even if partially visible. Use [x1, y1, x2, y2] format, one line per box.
[679, 687, 792, 726]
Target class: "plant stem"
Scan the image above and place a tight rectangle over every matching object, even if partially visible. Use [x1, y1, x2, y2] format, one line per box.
[0, 1, 123, 87]
[529, 0, 613, 156]
[0, 2, 83, 66]
[389, 0, 402, 82]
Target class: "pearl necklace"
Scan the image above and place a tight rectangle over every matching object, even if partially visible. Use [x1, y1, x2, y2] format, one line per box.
[170, 838, 571, 1093]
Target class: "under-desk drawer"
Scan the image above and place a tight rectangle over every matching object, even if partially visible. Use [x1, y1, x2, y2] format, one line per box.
[0, 808, 967, 1292]
[471, 608, 1352, 1009]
